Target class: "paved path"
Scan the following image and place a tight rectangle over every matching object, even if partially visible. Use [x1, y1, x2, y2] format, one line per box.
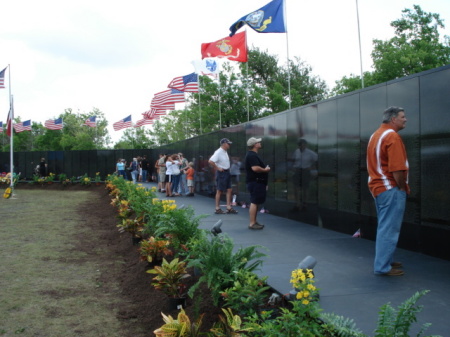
[143, 183, 450, 336]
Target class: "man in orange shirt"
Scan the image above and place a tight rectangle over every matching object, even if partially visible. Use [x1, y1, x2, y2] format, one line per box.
[367, 106, 409, 276]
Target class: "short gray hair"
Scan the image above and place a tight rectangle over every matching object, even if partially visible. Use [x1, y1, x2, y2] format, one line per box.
[382, 106, 404, 123]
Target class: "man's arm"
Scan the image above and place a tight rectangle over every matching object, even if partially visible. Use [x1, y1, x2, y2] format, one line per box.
[251, 165, 270, 173]
[392, 170, 407, 191]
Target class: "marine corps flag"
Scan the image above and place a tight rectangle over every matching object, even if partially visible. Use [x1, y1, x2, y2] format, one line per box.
[201, 31, 248, 62]
[229, 0, 286, 37]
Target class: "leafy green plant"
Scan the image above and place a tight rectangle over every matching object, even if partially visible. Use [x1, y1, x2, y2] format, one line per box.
[147, 258, 191, 298]
[187, 234, 266, 305]
[138, 236, 173, 263]
[221, 269, 270, 316]
[57, 173, 67, 182]
[154, 309, 204, 337]
[45, 173, 56, 183]
[209, 308, 253, 337]
[79, 173, 91, 186]
[321, 290, 441, 337]
[154, 206, 205, 252]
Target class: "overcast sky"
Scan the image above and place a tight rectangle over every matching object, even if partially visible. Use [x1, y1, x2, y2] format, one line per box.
[1, 0, 449, 143]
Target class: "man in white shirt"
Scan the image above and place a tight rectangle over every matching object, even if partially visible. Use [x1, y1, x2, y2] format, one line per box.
[208, 138, 238, 214]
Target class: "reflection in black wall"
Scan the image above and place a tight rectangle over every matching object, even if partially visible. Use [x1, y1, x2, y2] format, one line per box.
[1, 65, 449, 260]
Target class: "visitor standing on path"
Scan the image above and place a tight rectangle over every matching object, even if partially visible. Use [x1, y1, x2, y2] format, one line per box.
[208, 138, 238, 214]
[245, 137, 270, 230]
[367, 106, 409, 276]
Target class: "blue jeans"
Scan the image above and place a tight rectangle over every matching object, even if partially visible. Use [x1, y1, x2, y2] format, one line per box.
[131, 170, 138, 183]
[178, 173, 188, 194]
[172, 174, 181, 194]
[373, 187, 407, 274]
[141, 170, 148, 182]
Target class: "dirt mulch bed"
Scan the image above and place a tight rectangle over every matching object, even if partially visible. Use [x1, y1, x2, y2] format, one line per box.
[16, 183, 223, 336]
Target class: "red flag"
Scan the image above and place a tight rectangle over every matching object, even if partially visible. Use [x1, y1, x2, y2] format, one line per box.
[201, 31, 248, 62]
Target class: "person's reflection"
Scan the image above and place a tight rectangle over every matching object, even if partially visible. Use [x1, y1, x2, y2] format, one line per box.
[290, 138, 318, 211]
[230, 156, 241, 196]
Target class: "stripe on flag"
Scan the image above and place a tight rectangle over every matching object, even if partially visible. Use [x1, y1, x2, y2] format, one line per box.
[113, 115, 132, 131]
[44, 118, 64, 130]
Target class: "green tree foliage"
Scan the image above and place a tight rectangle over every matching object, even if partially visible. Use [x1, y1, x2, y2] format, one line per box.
[114, 126, 155, 149]
[333, 5, 450, 95]
[150, 48, 327, 145]
[1, 107, 111, 152]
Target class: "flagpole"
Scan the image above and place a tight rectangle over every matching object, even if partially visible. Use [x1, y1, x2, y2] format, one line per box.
[284, 0, 291, 110]
[198, 76, 202, 135]
[356, 0, 364, 88]
[218, 76, 222, 129]
[8, 65, 14, 189]
[245, 27, 250, 122]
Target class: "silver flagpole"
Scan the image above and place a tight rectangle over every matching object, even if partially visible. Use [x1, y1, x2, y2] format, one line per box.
[198, 75, 202, 135]
[8, 65, 14, 189]
[356, 0, 364, 88]
[245, 27, 250, 122]
[284, 0, 291, 110]
[218, 75, 222, 129]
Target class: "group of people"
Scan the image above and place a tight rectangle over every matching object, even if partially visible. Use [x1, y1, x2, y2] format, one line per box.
[155, 153, 195, 197]
[207, 105, 409, 278]
[208, 137, 270, 230]
[111, 106, 409, 277]
[115, 155, 151, 184]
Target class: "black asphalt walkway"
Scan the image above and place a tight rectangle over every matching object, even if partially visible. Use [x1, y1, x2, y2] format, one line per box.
[143, 182, 450, 336]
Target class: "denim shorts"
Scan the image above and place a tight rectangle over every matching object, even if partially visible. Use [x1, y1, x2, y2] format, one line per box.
[247, 181, 267, 205]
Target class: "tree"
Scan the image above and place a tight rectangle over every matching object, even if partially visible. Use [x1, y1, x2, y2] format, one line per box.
[150, 49, 328, 145]
[332, 5, 450, 94]
[114, 127, 155, 149]
[372, 5, 450, 83]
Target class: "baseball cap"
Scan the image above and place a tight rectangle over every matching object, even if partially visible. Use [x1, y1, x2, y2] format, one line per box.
[220, 138, 232, 145]
[247, 137, 262, 146]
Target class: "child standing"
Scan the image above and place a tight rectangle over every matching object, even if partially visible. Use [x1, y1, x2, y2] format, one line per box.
[184, 162, 195, 196]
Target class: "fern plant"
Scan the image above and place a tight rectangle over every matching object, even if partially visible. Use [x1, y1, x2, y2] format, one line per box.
[321, 290, 441, 337]
[186, 234, 266, 305]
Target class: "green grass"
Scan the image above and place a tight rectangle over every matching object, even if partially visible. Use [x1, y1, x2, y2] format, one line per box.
[0, 189, 125, 337]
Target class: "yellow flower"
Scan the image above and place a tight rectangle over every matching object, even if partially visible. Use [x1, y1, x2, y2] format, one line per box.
[303, 291, 310, 298]
[307, 284, 316, 291]
[302, 299, 310, 305]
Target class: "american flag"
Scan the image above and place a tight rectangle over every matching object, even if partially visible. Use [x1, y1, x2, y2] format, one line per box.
[167, 73, 199, 93]
[84, 116, 97, 127]
[0, 121, 3, 133]
[44, 118, 64, 130]
[14, 119, 32, 133]
[150, 89, 185, 110]
[134, 119, 154, 128]
[0, 67, 6, 89]
[113, 115, 132, 131]
[143, 108, 166, 120]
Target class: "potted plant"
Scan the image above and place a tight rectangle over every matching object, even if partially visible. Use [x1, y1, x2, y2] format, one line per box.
[117, 216, 144, 244]
[138, 236, 173, 265]
[153, 309, 204, 337]
[94, 172, 101, 185]
[147, 258, 191, 310]
[221, 269, 271, 317]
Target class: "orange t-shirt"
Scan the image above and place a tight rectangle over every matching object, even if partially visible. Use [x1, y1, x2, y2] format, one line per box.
[186, 167, 195, 180]
[367, 124, 409, 197]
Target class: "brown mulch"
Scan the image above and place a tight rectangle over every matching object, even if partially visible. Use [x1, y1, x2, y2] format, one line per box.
[15, 183, 223, 336]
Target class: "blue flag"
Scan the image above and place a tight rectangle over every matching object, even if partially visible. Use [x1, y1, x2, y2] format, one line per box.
[229, 0, 286, 37]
